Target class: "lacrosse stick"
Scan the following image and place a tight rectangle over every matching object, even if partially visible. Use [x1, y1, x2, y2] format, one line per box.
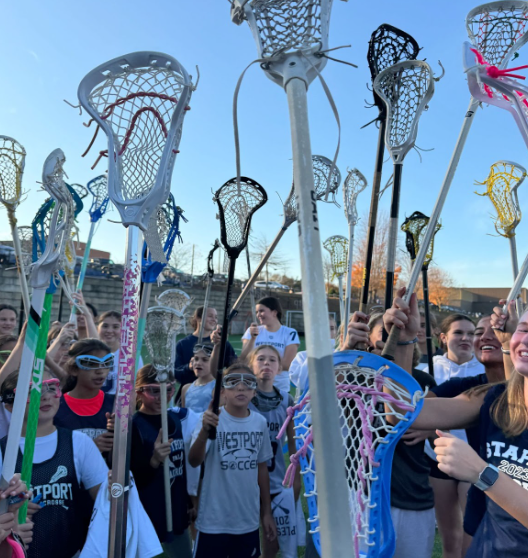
[197, 240, 221, 345]
[230, 2, 354, 553]
[17, 225, 33, 272]
[77, 51, 193, 556]
[373, 60, 435, 312]
[323, 236, 348, 326]
[476, 161, 526, 316]
[280, 350, 425, 557]
[0, 136, 30, 315]
[343, 168, 367, 330]
[4, 150, 72, 531]
[360, 25, 420, 315]
[136, 195, 186, 368]
[156, 288, 193, 314]
[210, 176, 267, 438]
[144, 306, 186, 533]
[69, 174, 110, 324]
[69, 182, 89, 199]
[230, 154, 341, 320]
[401, 211, 441, 375]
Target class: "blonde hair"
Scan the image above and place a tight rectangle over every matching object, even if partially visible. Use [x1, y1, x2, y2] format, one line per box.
[491, 371, 528, 438]
[248, 344, 282, 371]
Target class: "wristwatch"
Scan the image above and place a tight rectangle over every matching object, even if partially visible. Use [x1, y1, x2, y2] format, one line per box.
[474, 463, 500, 491]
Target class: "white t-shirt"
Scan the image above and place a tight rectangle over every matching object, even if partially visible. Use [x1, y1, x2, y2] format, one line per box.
[192, 408, 273, 535]
[289, 339, 336, 395]
[0, 430, 108, 489]
[242, 325, 300, 358]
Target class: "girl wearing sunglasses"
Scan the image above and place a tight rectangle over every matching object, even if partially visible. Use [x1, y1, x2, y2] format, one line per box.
[54, 339, 115, 455]
[131, 364, 201, 558]
[0, 369, 108, 558]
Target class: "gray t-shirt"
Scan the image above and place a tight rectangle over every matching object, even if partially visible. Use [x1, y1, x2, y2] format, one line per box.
[192, 408, 273, 534]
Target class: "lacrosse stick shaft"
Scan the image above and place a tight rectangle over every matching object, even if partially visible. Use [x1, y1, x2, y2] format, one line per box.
[421, 267, 435, 376]
[210, 257, 237, 439]
[245, 246, 257, 323]
[0, 287, 46, 506]
[384, 163, 403, 312]
[160, 381, 173, 532]
[198, 278, 213, 344]
[337, 275, 344, 326]
[230, 227, 286, 319]
[509, 236, 523, 316]
[286, 76, 354, 557]
[360, 116, 386, 315]
[9, 218, 30, 315]
[506, 248, 528, 308]
[136, 282, 153, 371]
[383, 97, 479, 359]
[109, 226, 141, 557]
[19, 291, 53, 522]
[343, 221, 355, 331]
[70, 221, 96, 323]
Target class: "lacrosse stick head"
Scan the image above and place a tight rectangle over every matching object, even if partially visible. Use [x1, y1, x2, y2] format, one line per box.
[207, 239, 221, 277]
[367, 24, 420, 112]
[476, 160, 526, 237]
[144, 306, 185, 377]
[65, 184, 84, 218]
[373, 60, 435, 163]
[17, 225, 33, 271]
[213, 177, 267, 258]
[142, 194, 183, 283]
[77, 52, 193, 236]
[0, 136, 26, 216]
[69, 183, 89, 200]
[290, 351, 424, 557]
[281, 183, 298, 228]
[86, 175, 110, 223]
[156, 288, 193, 314]
[343, 168, 367, 224]
[466, 1, 528, 68]
[323, 235, 348, 278]
[311, 154, 341, 202]
[231, 0, 334, 87]
[401, 211, 441, 267]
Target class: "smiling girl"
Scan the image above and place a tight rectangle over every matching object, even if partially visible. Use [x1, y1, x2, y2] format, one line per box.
[181, 348, 215, 413]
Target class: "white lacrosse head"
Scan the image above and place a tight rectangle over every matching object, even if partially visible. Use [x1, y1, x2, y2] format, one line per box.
[156, 288, 193, 313]
[144, 306, 185, 374]
[311, 154, 341, 200]
[466, 1, 528, 69]
[231, 0, 334, 87]
[0, 136, 26, 214]
[17, 226, 33, 271]
[323, 235, 348, 277]
[77, 52, 193, 234]
[343, 168, 367, 224]
[373, 60, 435, 163]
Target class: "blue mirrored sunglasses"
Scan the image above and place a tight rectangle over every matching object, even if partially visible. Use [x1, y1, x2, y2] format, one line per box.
[75, 354, 114, 370]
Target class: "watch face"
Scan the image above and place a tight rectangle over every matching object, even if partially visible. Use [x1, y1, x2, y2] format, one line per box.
[480, 465, 500, 487]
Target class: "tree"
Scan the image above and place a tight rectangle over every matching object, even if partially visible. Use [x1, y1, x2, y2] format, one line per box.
[249, 233, 290, 282]
[169, 243, 193, 273]
[426, 266, 455, 307]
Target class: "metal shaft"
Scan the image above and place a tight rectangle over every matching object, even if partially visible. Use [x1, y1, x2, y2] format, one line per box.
[108, 226, 141, 558]
[422, 267, 434, 376]
[245, 246, 257, 322]
[509, 236, 523, 316]
[343, 221, 355, 331]
[384, 163, 403, 311]
[286, 76, 353, 557]
[337, 275, 344, 326]
[198, 276, 213, 344]
[360, 116, 386, 313]
[9, 215, 30, 315]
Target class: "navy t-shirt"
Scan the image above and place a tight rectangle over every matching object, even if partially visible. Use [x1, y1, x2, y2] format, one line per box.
[467, 384, 528, 557]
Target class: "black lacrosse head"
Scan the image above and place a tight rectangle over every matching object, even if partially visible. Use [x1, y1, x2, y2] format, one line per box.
[213, 177, 267, 258]
[401, 210, 440, 267]
[207, 239, 221, 276]
[367, 24, 420, 112]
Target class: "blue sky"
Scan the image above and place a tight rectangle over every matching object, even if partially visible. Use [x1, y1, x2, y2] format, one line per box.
[1, 0, 527, 288]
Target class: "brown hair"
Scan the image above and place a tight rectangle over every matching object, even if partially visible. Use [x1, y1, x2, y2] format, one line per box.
[0, 304, 17, 318]
[248, 345, 282, 370]
[419, 310, 437, 329]
[439, 313, 474, 335]
[1, 368, 57, 405]
[97, 310, 122, 324]
[63, 338, 112, 392]
[224, 362, 255, 377]
[190, 306, 210, 330]
[257, 297, 283, 323]
[135, 364, 176, 409]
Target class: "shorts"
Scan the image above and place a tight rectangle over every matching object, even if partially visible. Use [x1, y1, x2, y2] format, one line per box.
[193, 529, 260, 558]
[390, 507, 436, 558]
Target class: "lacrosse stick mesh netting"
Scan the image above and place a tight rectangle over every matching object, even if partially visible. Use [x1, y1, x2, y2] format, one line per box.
[466, 3, 528, 67]
[343, 168, 367, 223]
[0, 137, 25, 213]
[476, 161, 526, 237]
[401, 211, 441, 267]
[84, 64, 189, 200]
[214, 177, 267, 252]
[156, 289, 193, 314]
[374, 62, 433, 153]
[87, 175, 110, 221]
[323, 235, 348, 278]
[18, 226, 33, 270]
[311, 154, 341, 201]
[282, 357, 423, 556]
[144, 307, 185, 371]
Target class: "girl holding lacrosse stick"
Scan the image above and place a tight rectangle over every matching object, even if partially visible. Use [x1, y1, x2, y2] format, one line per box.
[248, 345, 300, 558]
[189, 363, 276, 558]
[241, 297, 299, 392]
[54, 339, 115, 453]
[384, 291, 528, 557]
[0, 369, 108, 558]
[131, 364, 199, 558]
[181, 347, 215, 413]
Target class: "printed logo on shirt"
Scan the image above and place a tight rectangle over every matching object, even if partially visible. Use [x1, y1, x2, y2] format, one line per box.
[32, 466, 73, 508]
[169, 438, 185, 482]
[217, 431, 264, 471]
[77, 428, 107, 440]
[487, 441, 528, 489]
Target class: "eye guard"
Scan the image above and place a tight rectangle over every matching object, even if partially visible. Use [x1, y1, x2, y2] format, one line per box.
[193, 343, 213, 357]
[222, 373, 258, 390]
[13, 378, 62, 403]
[136, 383, 176, 398]
[75, 353, 115, 370]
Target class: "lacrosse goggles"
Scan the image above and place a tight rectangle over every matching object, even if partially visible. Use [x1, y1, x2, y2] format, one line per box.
[10, 378, 62, 404]
[136, 383, 176, 399]
[222, 373, 258, 390]
[75, 353, 115, 370]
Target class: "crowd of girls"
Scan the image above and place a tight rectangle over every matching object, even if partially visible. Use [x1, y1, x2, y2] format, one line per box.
[1, 287, 528, 558]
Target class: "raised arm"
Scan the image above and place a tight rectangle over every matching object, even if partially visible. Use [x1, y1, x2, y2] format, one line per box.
[240, 323, 259, 362]
[491, 299, 516, 381]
